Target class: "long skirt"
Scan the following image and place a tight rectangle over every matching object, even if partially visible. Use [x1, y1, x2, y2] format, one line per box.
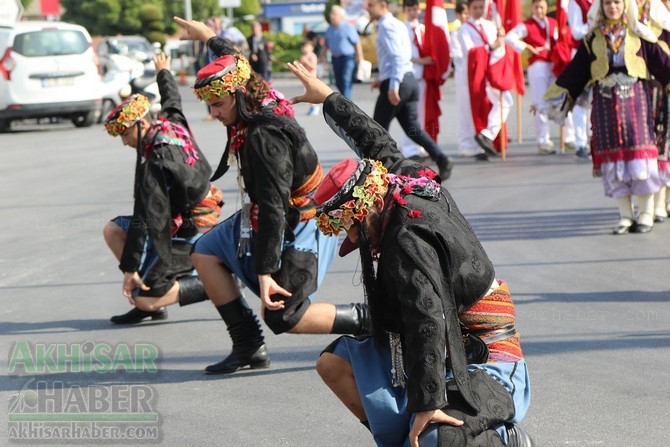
[591, 78, 661, 197]
[649, 79, 670, 186]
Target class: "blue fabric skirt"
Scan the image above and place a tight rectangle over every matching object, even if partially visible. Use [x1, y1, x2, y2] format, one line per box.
[329, 336, 531, 447]
[192, 210, 338, 299]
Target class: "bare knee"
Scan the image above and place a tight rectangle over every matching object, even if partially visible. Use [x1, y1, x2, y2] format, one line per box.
[316, 352, 351, 385]
[103, 221, 124, 246]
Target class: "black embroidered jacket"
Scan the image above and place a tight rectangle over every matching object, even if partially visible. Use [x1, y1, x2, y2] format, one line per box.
[119, 69, 212, 273]
[323, 93, 496, 413]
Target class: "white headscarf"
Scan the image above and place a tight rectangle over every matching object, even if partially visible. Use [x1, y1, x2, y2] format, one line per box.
[587, 0, 659, 41]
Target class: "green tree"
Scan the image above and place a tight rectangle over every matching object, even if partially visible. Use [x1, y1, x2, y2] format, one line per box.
[163, 0, 223, 35]
[61, 0, 121, 35]
[233, 0, 260, 17]
[140, 3, 166, 45]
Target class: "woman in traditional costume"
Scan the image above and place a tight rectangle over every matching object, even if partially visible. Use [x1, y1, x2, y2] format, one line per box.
[545, 0, 670, 234]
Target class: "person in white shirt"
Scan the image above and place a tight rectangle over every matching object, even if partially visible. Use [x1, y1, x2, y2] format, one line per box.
[567, 0, 594, 158]
[400, 0, 431, 161]
[506, 0, 576, 154]
[451, 0, 511, 160]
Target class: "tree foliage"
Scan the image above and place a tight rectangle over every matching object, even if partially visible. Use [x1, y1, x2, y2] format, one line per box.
[140, 3, 166, 46]
[61, 0, 224, 38]
[233, 0, 260, 18]
[324, 0, 338, 23]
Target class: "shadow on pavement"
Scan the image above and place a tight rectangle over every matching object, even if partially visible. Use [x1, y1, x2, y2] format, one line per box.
[468, 208, 617, 240]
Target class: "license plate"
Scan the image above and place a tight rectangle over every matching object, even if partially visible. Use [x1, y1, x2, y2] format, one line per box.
[43, 77, 75, 87]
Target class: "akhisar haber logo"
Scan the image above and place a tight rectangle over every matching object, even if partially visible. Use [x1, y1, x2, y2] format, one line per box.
[7, 341, 160, 375]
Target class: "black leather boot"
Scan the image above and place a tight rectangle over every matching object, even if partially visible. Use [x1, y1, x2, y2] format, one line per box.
[110, 307, 167, 324]
[177, 276, 209, 306]
[331, 303, 369, 335]
[505, 423, 535, 447]
[205, 297, 270, 374]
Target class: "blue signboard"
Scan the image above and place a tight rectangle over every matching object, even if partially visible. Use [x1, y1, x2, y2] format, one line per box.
[263, 1, 328, 19]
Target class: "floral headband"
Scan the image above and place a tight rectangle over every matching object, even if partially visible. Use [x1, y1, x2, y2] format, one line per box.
[193, 55, 252, 102]
[104, 94, 151, 137]
[315, 159, 390, 236]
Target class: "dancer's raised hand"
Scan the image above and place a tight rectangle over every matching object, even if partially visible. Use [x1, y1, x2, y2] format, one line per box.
[287, 61, 334, 105]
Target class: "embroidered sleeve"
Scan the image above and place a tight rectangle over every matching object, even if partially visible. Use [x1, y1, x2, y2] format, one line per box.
[386, 228, 448, 412]
[119, 162, 171, 272]
[542, 83, 574, 125]
[245, 126, 293, 275]
[542, 40, 593, 123]
[322, 93, 404, 169]
[157, 69, 181, 113]
[207, 36, 239, 58]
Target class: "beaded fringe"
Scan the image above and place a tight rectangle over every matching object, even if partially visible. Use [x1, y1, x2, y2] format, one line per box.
[389, 332, 406, 388]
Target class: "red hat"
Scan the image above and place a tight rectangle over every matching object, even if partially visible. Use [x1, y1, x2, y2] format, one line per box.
[196, 55, 236, 80]
[193, 54, 251, 101]
[314, 158, 362, 207]
[314, 158, 389, 256]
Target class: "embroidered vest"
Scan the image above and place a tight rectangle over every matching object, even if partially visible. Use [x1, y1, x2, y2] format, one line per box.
[524, 17, 556, 65]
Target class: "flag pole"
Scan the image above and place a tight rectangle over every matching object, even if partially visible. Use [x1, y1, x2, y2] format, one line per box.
[517, 93, 522, 143]
[501, 90, 506, 160]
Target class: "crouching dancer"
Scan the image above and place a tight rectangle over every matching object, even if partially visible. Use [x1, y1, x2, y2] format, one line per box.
[104, 53, 221, 324]
[287, 60, 534, 447]
[175, 17, 370, 375]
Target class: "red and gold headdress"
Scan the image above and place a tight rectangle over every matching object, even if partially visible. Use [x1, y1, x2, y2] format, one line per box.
[193, 54, 252, 102]
[103, 94, 151, 137]
[313, 159, 390, 237]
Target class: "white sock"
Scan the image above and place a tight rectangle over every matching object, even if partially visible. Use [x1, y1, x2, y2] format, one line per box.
[634, 193, 654, 226]
[615, 196, 633, 221]
[655, 186, 667, 218]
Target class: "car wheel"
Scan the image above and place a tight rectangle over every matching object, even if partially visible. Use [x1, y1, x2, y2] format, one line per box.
[72, 110, 96, 128]
[0, 118, 10, 133]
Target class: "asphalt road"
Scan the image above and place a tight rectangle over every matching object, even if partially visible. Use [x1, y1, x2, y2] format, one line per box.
[1, 75, 669, 447]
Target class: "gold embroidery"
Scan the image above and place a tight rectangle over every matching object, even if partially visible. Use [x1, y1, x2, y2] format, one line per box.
[588, 30, 648, 82]
[543, 83, 572, 104]
[624, 30, 647, 79]
[589, 32, 609, 83]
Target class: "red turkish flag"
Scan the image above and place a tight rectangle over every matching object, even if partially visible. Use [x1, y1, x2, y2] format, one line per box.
[423, 0, 451, 142]
[501, 0, 525, 95]
[552, 0, 576, 76]
[467, 46, 492, 136]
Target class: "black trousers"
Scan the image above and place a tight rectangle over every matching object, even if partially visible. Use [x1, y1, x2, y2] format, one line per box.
[373, 72, 446, 163]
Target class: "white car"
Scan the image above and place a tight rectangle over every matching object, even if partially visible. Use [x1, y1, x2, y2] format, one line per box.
[0, 21, 102, 132]
[96, 35, 157, 76]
